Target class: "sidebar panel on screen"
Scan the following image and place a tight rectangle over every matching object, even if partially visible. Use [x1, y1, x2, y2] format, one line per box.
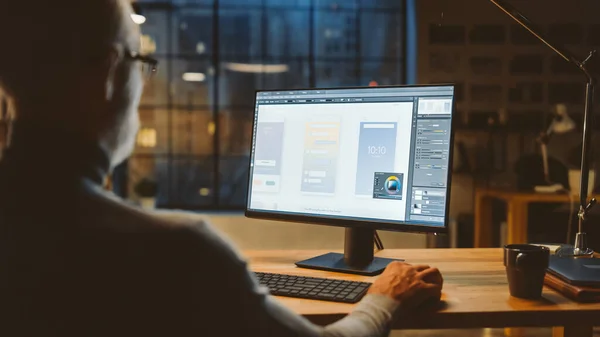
[355, 122, 398, 195]
[252, 121, 285, 193]
[301, 120, 341, 194]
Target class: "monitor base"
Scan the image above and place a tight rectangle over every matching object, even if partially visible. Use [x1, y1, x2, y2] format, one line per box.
[295, 252, 403, 276]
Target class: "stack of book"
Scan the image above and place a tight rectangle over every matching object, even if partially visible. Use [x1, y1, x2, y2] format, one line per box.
[534, 245, 600, 302]
[545, 273, 600, 302]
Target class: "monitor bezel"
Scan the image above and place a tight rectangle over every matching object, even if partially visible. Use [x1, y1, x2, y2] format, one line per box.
[245, 83, 455, 235]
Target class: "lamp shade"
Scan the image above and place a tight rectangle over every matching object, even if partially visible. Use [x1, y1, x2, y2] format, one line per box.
[551, 104, 575, 134]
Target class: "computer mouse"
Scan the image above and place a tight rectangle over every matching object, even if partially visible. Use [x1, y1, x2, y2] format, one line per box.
[419, 298, 446, 311]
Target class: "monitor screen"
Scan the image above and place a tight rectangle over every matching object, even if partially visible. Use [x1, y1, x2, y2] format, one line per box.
[246, 85, 455, 231]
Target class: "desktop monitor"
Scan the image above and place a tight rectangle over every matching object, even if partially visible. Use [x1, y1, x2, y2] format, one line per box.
[246, 84, 456, 275]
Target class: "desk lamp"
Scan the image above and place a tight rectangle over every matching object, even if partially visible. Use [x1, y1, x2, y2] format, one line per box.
[488, 0, 597, 257]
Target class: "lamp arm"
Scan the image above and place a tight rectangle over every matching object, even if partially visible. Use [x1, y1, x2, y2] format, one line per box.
[488, 0, 594, 82]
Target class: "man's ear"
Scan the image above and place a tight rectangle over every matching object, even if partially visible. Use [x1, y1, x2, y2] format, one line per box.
[104, 47, 121, 101]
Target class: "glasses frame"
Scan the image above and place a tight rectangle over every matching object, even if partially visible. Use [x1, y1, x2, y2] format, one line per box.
[126, 50, 159, 76]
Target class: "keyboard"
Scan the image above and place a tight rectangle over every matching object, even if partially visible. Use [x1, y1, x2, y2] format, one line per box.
[254, 272, 372, 303]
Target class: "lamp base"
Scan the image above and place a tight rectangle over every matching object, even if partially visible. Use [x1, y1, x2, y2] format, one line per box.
[556, 232, 595, 258]
[556, 245, 594, 257]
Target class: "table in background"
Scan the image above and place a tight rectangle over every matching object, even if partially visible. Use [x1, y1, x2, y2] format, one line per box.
[474, 188, 576, 247]
[247, 248, 600, 337]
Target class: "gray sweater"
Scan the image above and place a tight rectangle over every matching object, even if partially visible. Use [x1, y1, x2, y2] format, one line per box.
[0, 121, 399, 336]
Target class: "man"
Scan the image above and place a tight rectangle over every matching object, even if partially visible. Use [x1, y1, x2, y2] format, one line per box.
[0, 1, 443, 336]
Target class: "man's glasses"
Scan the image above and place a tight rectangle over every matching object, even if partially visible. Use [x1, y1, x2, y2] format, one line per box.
[126, 51, 158, 79]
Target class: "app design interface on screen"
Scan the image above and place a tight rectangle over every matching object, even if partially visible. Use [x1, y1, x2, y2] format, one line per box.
[248, 86, 454, 227]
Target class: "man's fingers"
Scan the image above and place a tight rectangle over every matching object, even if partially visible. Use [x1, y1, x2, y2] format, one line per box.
[416, 267, 443, 283]
[421, 282, 442, 291]
[411, 264, 431, 272]
[422, 283, 443, 300]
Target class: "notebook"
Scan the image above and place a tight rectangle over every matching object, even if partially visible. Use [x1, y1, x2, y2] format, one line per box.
[547, 255, 600, 287]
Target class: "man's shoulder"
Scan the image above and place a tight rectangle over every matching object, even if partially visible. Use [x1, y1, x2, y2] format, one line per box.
[84, 187, 206, 232]
[86, 189, 244, 263]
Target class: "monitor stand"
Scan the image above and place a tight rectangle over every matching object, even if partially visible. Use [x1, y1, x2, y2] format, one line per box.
[295, 227, 403, 276]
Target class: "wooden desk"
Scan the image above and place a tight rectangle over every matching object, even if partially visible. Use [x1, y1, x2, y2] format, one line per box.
[247, 249, 600, 336]
[474, 188, 576, 247]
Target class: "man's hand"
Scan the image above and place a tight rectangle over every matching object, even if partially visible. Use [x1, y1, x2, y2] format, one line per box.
[368, 261, 443, 312]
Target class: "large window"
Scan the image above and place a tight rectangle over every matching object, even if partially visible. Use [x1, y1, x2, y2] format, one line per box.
[126, 0, 407, 209]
